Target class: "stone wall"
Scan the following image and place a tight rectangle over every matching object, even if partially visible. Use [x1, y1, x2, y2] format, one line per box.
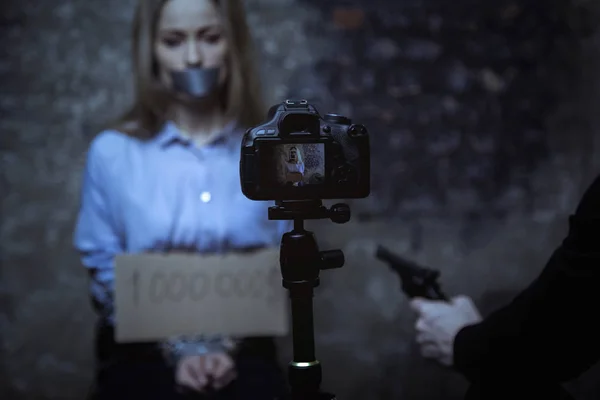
[1, 0, 600, 399]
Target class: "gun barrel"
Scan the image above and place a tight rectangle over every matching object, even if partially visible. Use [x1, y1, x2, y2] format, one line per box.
[375, 245, 422, 274]
[376, 245, 448, 301]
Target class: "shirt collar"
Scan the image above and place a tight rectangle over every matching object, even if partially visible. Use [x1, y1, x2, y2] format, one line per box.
[153, 120, 240, 149]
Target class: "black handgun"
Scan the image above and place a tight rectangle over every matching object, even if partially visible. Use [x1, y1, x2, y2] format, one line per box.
[375, 245, 448, 301]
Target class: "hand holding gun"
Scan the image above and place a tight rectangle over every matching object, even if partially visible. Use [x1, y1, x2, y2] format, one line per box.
[375, 245, 448, 302]
[376, 244, 483, 367]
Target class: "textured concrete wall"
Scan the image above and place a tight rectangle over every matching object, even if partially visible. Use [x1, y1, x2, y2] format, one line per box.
[2, 0, 600, 399]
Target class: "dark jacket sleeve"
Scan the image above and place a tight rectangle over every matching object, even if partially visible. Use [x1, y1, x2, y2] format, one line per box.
[453, 176, 600, 384]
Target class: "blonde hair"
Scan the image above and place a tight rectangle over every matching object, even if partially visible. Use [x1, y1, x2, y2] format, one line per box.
[110, 0, 267, 138]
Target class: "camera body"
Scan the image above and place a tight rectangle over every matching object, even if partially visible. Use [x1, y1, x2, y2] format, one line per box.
[240, 100, 370, 201]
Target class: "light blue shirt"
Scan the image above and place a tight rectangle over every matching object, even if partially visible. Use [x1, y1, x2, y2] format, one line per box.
[73, 121, 288, 326]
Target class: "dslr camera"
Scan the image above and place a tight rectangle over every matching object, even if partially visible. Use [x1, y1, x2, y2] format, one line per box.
[240, 99, 370, 201]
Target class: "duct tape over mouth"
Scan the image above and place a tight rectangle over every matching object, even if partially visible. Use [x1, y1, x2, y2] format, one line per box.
[170, 66, 220, 98]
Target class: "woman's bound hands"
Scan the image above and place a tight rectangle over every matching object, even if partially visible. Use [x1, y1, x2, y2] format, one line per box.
[175, 352, 237, 393]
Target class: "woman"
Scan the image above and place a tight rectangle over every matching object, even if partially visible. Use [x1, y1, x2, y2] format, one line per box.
[74, 0, 288, 399]
[284, 146, 305, 186]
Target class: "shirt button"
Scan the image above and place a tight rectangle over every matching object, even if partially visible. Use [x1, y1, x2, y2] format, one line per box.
[200, 191, 212, 203]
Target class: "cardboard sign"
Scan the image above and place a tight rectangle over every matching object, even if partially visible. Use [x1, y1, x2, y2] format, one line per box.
[114, 248, 289, 343]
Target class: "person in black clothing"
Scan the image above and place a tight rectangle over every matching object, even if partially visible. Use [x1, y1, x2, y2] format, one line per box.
[410, 175, 600, 399]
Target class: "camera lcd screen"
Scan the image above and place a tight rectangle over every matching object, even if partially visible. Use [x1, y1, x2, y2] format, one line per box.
[260, 143, 326, 187]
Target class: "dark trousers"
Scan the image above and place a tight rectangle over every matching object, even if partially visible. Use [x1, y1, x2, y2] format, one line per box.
[93, 324, 288, 400]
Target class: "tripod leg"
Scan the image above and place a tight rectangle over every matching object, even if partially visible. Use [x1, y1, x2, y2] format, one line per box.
[278, 220, 337, 400]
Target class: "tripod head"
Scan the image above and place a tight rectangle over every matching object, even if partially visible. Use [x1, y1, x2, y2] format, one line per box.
[268, 200, 350, 400]
[268, 200, 351, 224]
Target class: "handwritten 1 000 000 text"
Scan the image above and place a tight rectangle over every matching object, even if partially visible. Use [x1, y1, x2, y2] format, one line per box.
[131, 269, 278, 305]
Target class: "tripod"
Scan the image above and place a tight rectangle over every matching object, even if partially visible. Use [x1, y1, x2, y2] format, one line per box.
[269, 199, 351, 400]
